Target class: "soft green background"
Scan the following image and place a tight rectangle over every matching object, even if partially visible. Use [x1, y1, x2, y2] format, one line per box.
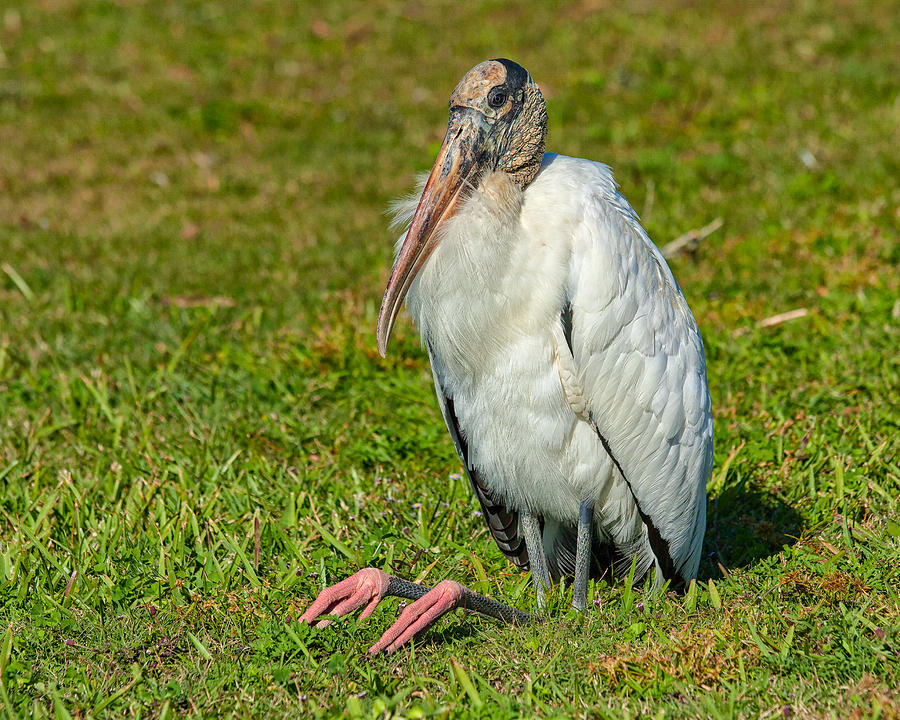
[0, 1, 898, 717]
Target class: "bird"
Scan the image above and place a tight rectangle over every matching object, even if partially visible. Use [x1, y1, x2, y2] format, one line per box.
[301, 58, 713, 655]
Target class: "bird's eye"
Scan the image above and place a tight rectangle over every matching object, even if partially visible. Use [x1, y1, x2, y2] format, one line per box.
[488, 88, 507, 108]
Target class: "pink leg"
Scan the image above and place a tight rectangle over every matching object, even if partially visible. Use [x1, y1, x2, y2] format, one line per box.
[301, 570, 533, 655]
[299, 568, 390, 628]
[367, 580, 464, 655]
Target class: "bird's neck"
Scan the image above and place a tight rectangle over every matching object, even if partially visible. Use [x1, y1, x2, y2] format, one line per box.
[405, 167, 565, 377]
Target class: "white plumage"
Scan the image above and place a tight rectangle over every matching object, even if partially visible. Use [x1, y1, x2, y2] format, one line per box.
[398, 153, 712, 585]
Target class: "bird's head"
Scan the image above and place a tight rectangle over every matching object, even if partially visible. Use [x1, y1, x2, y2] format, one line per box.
[376, 59, 547, 356]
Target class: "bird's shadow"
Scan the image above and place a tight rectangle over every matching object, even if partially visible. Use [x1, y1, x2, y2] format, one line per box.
[699, 479, 803, 581]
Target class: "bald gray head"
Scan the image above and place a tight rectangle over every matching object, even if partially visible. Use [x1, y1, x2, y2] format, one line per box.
[448, 59, 548, 188]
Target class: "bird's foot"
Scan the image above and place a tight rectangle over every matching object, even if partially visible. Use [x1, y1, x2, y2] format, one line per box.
[366, 580, 464, 655]
[302, 571, 529, 655]
[299, 567, 390, 628]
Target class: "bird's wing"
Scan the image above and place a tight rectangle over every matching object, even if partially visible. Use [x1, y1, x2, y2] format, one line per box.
[546, 157, 713, 586]
[426, 343, 530, 571]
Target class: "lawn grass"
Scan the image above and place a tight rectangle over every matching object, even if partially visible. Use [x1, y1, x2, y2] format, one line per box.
[1, 0, 898, 717]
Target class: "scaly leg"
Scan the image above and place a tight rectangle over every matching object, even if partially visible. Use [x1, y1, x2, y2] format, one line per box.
[521, 511, 551, 610]
[300, 568, 533, 655]
[573, 500, 594, 611]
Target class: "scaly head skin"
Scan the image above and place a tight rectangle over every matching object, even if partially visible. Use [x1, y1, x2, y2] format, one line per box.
[376, 59, 548, 356]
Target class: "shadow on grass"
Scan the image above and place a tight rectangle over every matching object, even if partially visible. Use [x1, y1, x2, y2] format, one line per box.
[700, 483, 804, 580]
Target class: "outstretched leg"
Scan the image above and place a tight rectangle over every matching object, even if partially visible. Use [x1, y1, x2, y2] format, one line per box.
[300, 568, 533, 655]
[573, 500, 594, 611]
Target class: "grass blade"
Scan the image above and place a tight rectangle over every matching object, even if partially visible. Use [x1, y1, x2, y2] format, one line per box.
[187, 632, 213, 661]
[450, 658, 482, 708]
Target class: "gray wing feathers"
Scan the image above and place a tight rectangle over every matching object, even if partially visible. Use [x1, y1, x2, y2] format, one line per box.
[565, 161, 712, 585]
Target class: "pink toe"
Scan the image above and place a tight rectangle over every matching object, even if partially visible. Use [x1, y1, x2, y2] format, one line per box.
[301, 568, 391, 625]
[368, 580, 463, 655]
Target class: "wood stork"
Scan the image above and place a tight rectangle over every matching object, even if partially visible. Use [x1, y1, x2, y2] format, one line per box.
[301, 59, 713, 655]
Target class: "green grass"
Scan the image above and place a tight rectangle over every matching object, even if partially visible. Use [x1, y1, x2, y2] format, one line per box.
[1, 0, 899, 717]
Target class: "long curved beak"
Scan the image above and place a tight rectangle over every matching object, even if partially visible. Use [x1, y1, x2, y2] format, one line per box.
[376, 110, 489, 356]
